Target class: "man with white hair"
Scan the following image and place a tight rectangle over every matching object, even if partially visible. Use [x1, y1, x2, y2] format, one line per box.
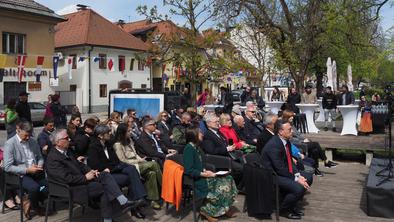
[256, 113, 278, 153]
[46, 129, 141, 222]
[243, 106, 261, 145]
[233, 115, 255, 146]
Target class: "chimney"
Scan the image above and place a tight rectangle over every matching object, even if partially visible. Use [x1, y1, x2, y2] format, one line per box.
[117, 19, 125, 28]
[76, 4, 89, 11]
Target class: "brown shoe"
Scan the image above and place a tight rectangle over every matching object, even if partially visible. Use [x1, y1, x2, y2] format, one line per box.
[225, 207, 239, 218]
[200, 211, 218, 222]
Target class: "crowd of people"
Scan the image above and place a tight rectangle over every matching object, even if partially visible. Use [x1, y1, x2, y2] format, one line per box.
[3, 82, 385, 221]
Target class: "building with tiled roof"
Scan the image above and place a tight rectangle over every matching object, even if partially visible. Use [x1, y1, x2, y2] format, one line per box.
[0, 0, 64, 104]
[54, 6, 151, 113]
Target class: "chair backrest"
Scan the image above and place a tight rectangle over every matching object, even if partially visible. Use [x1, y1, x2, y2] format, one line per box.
[243, 153, 264, 166]
[204, 154, 232, 170]
[4, 172, 22, 185]
[47, 179, 71, 198]
[166, 153, 184, 165]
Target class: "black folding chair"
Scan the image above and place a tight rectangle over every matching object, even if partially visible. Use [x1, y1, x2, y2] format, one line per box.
[44, 179, 89, 222]
[1, 172, 24, 222]
[242, 153, 280, 221]
[165, 154, 199, 222]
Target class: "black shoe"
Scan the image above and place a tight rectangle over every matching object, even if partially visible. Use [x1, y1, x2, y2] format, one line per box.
[332, 127, 337, 132]
[324, 127, 328, 131]
[292, 209, 305, 216]
[280, 210, 302, 220]
[121, 200, 139, 212]
[324, 161, 337, 168]
[314, 168, 324, 177]
[130, 209, 145, 219]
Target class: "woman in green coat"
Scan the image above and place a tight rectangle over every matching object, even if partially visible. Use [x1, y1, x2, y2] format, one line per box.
[183, 126, 238, 222]
[5, 99, 18, 139]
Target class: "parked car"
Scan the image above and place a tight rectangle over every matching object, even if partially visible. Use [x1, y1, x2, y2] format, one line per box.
[0, 102, 47, 128]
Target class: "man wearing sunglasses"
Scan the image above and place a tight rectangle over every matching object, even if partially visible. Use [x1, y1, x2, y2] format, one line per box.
[243, 107, 261, 145]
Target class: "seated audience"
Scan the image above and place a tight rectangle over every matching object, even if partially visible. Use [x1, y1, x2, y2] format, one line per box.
[201, 113, 243, 188]
[113, 123, 163, 211]
[244, 106, 262, 142]
[281, 110, 337, 176]
[136, 119, 177, 166]
[233, 115, 256, 146]
[172, 112, 192, 145]
[108, 111, 122, 135]
[156, 111, 172, 148]
[67, 115, 82, 141]
[87, 124, 147, 213]
[256, 113, 278, 154]
[184, 126, 238, 222]
[37, 117, 55, 158]
[170, 108, 183, 128]
[46, 129, 143, 222]
[261, 119, 313, 220]
[219, 113, 255, 153]
[3, 121, 47, 218]
[73, 118, 97, 159]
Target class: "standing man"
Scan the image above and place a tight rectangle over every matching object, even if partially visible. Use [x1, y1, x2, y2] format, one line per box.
[286, 87, 301, 113]
[261, 120, 313, 220]
[15, 91, 31, 123]
[301, 85, 317, 104]
[322, 86, 337, 132]
[338, 85, 355, 105]
[241, 86, 251, 105]
[219, 86, 233, 114]
[37, 117, 55, 158]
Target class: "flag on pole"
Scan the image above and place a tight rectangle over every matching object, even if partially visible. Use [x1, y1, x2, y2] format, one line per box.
[0, 54, 6, 68]
[17, 55, 27, 83]
[35, 56, 44, 82]
[108, 57, 115, 72]
[67, 56, 74, 80]
[119, 57, 125, 74]
[53, 56, 59, 79]
[93, 57, 100, 62]
[78, 56, 85, 62]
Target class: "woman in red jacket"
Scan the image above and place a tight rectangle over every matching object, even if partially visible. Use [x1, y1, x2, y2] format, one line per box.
[219, 114, 256, 153]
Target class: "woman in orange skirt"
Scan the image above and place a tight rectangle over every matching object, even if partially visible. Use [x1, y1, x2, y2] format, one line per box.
[359, 96, 373, 134]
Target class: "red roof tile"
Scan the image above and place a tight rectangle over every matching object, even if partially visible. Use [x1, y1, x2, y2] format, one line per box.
[55, 9, 147, 51]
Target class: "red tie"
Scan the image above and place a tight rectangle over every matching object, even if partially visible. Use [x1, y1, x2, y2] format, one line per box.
[285, 143, 293, 174]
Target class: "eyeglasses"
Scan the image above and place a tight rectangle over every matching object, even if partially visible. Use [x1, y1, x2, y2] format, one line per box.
[162, 115, 168, 117]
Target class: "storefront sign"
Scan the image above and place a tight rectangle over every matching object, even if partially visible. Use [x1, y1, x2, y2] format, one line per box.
[2, 68, 50, 77]
[28, 81, 42, 91]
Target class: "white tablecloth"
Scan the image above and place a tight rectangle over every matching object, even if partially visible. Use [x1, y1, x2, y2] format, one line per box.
[204, 105, 223, 112]
[296, 104, 319, 133]
[266, 101, 284, 114]
[337, 105, 359, 136]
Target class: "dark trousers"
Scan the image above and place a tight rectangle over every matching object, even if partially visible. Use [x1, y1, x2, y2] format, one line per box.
[277, 172, 313, 210]
[306, 142, 327, 168]
[21, 175, 47, 208]
[88, 172, 125, 219]
[111, 165, 146, 201]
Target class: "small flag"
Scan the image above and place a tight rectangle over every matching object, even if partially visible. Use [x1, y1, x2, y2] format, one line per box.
[67, 56, 74, 79]
[53, 56, 59, 79]
[17, 55, 27, 83]
[119, 57, 125, 74]
[0, 54, 6, 68]
[108, 57, 114, 72]
[93, 57, 100, 62]
[35, 56, 45, 78]
[78, 56, 85, 62]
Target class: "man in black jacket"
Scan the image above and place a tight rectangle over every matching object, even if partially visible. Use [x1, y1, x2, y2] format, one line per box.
[338, 85, 355, 105]
[37, 117, 55, 159]
[322, 86, 337, 132]
[219, 86, 233, 114]
[256, 113, 278, 154]
[15, 91, 31, 122]
[244, 106, 262, 142]
[46, 129, 142, 222]
[261, 119, 313, 220]
[136, 119, 177, 166]
[285, 88, 301, 113]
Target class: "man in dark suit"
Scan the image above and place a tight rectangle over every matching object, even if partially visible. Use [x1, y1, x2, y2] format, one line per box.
[46, 129, 141, 222]
[201, 113, 243, 187]
[136, 119, 177, 166]
[256, 113, 278, 154]
[15, 91, 31, 123]
[244, 106, 262, 143]
[261, 119, 313, 220]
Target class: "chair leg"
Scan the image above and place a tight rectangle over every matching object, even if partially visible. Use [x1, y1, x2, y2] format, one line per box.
[69, 200, 73, 222]
[243, 200, 247, 213]
[82, 205, 85, 215]
[45, 196, 51, 222]
[2, 183, 6, 214]
[192, 193, 197, 222]
[275, 183, 280, 222]
[19, 182, 23, 222]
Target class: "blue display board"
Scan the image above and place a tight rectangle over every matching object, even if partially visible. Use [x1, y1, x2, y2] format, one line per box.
[109, 93, 164, 118]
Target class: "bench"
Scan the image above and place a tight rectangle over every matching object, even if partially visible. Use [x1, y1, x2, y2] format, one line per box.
[306, 132, 386, 166]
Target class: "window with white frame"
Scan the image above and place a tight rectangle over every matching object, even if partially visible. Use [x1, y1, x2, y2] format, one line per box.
[2, 32, 25, 54]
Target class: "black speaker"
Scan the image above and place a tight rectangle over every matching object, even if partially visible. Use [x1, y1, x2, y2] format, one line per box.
[165, 92, 182, 112]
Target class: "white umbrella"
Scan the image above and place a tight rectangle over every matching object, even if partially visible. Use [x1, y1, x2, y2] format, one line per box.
[332, 60, 337, 92]
[347, 64, 353, 91]
[326, 57, 333, 88]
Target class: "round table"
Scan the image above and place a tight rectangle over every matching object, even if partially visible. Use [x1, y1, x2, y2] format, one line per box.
[203, 105, 223, 112]
[316, 99, 332, 122]
[337, 105, 359, 136]
[296, 104, 319, 133]
[266, 101, 284, 114]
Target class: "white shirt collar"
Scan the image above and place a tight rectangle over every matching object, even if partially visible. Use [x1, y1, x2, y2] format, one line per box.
[279, 136, 288, 147]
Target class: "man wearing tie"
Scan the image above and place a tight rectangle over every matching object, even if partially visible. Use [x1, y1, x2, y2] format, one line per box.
[261, 119, 313, 220]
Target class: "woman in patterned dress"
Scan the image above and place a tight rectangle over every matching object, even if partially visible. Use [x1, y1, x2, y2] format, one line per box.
[183, 126, 238, 222]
